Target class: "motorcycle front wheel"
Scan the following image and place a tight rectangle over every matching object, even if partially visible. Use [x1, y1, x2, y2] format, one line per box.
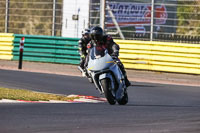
[100, 78, 116, 105]
[117, 89, 128, 105]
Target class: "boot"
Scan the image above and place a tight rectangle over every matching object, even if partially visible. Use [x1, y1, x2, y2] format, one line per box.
[78, 66, 86, 77]
[117, 61, 131, 87]
[125, 76, 131, 87]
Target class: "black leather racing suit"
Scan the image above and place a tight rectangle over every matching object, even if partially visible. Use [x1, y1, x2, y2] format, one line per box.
[85, 35, 131, 87]
[78, 37, 91, 69]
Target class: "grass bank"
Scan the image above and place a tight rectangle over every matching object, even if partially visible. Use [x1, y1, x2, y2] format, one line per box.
[0, 87, 78, 101]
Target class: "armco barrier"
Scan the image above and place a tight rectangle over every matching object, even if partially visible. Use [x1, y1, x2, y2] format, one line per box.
[12, 34, 80, 64]
[0, 33, 14, 60]
[115, 40, 200, 74]
[0, 33, 200, 75]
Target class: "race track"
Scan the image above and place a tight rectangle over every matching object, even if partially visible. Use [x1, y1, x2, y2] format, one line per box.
[0, 69, 200, 133]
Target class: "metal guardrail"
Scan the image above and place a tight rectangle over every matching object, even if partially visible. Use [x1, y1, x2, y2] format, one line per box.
[0, 33, 80, 64]
[116, 40, 200, 74]
[0, 33, 200, 74]
[12, 34, 80, 64]
[0, 33, 14, 60]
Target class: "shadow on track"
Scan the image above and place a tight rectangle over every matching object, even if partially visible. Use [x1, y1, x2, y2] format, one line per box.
[131, 84, 157, 88]
[125, 104, 200, 108]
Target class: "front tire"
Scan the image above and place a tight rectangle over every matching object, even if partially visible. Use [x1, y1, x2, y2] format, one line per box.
[100, 78, 116, 105]
[117, 89, 128, 105]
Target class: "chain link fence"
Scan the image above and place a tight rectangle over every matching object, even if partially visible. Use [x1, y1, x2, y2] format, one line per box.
[0, 0, 62, 36]
[90, 0, 200, 43]
[0, 0, 200, 43]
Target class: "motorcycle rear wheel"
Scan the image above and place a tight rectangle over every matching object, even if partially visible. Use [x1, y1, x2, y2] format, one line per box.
[100, 78, 116, 105]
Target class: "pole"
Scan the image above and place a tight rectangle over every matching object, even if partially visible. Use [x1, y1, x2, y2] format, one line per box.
[100, 0, 106, 30]
[5, 0, 9, 33]
[18, 37, 25, 69]
[52, 0, 56, 36]
[107, 5, 125, 40]
[88, 0, 91, 28]
[77, 8, 80, 37]
[150, 0, 155, 41]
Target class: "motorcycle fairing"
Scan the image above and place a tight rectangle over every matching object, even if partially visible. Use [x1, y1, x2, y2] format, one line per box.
[88, 48, 114, 71]
[87, 46, 126, 100]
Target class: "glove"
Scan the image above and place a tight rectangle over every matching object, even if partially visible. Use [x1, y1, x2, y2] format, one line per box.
[111, 56, 118, 61]
[81, 55, 85, 59]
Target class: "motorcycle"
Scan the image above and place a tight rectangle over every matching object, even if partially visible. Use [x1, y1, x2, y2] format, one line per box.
[82, 46, 128, 105]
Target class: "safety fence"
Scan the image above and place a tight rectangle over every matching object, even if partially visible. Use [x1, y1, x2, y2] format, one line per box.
[90, 0, 200, 43]
[1, 0, 200, 43]
[0, 33, 80, 64]
[0, 33, 200, 74]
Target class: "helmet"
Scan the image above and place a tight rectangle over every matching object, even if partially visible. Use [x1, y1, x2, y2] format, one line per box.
[82, 29, 90, 40]
[90, 26, 103, 42]
[82, 29, 90, 36]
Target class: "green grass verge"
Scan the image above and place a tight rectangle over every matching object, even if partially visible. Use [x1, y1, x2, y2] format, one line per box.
[0, 87, 78, 101]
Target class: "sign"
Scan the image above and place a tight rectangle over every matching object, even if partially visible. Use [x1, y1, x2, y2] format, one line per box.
[107, 2, 168, 28]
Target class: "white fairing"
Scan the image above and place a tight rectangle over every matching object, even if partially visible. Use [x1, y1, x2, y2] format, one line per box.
[87, 47, 126, 100]
[88, 48, 113, 71]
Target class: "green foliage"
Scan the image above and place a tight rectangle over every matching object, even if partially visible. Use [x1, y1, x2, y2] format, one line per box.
[177, 1, 200, 35]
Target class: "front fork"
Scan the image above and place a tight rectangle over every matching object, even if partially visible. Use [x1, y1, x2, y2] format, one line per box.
[109, 64, 126, 100]
[99, 73, 115, 95]
[90, 71, 114, 95]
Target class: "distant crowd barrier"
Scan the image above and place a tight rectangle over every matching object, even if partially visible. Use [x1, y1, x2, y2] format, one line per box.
[116, 40, 200, 74]
[0, 33, 200, 74]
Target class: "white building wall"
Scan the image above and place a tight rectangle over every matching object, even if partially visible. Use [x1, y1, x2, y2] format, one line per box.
[62, 0, 90, 38]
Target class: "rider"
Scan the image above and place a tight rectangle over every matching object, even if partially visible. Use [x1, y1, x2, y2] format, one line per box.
[86, 26, 131, 87]
[78, 29, 91, 73]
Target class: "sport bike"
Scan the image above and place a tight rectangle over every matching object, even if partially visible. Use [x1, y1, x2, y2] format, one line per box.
[84, 46, 128, 105]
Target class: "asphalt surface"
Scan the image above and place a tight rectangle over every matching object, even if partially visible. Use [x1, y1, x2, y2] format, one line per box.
[0, 68, 200, 133]
[0, 60, 200, 86]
